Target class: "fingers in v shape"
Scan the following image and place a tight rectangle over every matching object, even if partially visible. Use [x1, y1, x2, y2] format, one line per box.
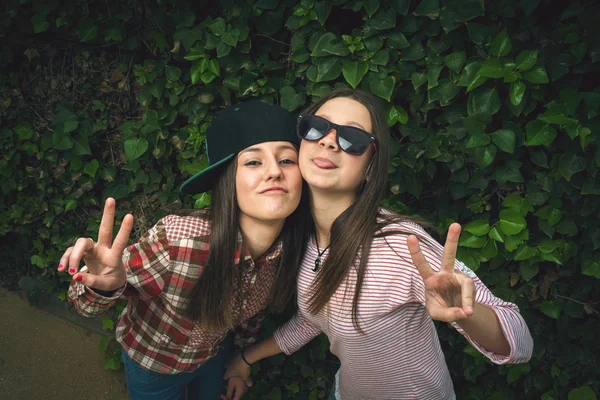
[407, 235, 434, 280]
[441, 223, 461, 272]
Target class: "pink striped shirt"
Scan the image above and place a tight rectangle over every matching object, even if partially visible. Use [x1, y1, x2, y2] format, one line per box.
[274, 220, 533, 400]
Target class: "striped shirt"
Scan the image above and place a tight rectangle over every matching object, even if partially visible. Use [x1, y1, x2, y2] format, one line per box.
[68, 213, 282, 374]
[274, 220, 533, 400]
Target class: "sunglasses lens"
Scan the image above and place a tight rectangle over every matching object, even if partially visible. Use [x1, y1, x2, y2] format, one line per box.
[299, 116, 374, 156]
[337, 127, 371, 155]
[299, 116, 328, 140]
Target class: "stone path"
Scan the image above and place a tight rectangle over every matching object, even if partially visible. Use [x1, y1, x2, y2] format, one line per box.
[0, 287, 128, 400]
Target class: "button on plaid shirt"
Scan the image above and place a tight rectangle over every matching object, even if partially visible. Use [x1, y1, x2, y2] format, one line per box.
[68, 213, 282, 374]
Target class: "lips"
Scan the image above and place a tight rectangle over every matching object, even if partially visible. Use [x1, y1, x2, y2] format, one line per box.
[260, 186, 288, 194]
[312, 157, 337, 169]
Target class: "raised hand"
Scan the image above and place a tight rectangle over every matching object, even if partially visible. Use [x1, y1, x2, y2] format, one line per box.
[57, 198, 134, 291]
[407, 223, 476, 323]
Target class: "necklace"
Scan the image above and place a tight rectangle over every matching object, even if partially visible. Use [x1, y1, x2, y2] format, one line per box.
[313, 232, 330, 272]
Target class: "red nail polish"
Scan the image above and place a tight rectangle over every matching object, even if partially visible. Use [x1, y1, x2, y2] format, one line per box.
[69, 268, 75, 274]
[75, 275, 82, 282]
[58, 264, 63, 271]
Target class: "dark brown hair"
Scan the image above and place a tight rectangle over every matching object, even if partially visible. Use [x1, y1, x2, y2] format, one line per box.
[185, 157, 309, 330]
[304, 88, 430, 331]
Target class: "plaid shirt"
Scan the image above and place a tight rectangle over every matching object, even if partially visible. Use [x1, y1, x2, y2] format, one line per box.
[68, 213, 282, 374]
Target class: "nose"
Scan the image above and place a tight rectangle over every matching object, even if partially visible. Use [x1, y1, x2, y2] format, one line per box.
[318, 128, 339, 151]
[265, 159, 283, 180]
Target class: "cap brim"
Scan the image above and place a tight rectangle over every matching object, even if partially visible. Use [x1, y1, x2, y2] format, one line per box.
[180, 153, 235, 195]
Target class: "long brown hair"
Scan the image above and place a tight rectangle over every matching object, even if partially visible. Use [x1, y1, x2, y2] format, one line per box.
[304, 88, 430, 331]
[185, 157, 309, 330]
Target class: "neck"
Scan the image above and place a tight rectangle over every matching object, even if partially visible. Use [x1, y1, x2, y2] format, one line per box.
[309, 188, 356, 248]
[238, 214, 285, 259]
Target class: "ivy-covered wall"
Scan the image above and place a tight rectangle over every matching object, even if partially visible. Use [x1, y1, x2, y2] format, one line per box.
[1, 0, 599, 399]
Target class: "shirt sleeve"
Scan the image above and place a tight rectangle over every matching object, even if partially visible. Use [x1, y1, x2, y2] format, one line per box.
[233, 310, 267, 349]
[413, 224, 534, 365]
[68, 218, 171, 317]
[273, 308, 323, 355]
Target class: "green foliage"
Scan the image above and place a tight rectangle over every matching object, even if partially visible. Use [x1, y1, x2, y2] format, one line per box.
[1, 0, 599, 399]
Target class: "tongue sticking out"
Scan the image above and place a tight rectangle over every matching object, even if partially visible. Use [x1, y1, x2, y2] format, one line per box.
[313, 158, 337, 169]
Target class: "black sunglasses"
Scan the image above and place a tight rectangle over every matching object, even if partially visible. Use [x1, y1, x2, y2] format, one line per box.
[297, 115, 377, 156]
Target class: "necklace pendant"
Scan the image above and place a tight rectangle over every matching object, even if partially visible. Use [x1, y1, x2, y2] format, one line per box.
[313, 257, 321, 272]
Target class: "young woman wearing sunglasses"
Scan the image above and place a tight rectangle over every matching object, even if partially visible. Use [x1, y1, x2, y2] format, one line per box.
[59, 101, 309, 400]
[224, 89, 533, 400]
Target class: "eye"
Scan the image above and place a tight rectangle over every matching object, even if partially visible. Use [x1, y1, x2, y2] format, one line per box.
[279, 158, 297, 165]
[244, 160, 261, 166]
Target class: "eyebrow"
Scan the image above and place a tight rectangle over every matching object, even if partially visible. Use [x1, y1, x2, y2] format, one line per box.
[317, 114, 368, 131]
[239, 144, 298, 155]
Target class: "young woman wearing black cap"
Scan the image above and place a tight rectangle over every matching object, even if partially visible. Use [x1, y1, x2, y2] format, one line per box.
[58, 100, 309, 400]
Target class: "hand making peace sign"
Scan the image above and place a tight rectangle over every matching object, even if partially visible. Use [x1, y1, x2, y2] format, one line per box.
[407, 223, 476, 323]
[57, 198, 134, 292]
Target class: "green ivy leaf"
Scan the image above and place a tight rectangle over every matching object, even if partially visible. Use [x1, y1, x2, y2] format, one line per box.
[502, 194, 534, 216]
[427, 65, 443, 90]
[516, 50, 538, 71]
[366, 8, 396, 30]
[411, 72, 427, 89]
[370, 76, 395, 102]
[65, 199, 77, 212]
[459, 232, 488, 248]
[541, 300, 563, 319]
[525, 120, 557, 146]
[458, 62, 488, 92]
[445, 52, 466, 73]
[190, 64, 202, 85]
[470, 88, 501, 115]
[342, 61, 369, 89]
[14, 122, 34, 140]
[489, 226, 505, 243]
[519, 263, 539, 280]
[509, 81, 526, 106]
[312, 32, 350, 57]
[316, 57, 343, 82]
[514, 245, 538, 261]
[388, 32, 410, 49]
[492, 129, 516, 154]
[414, 0, 441, 17]
[582, 261, 600, 279]
[478, 59, 503, 78]
[558, 153, 586, 181]
[84, 159, 100, 177]
[78, 20, 98, 43]
[124, 138, 149, 161]
[165, 65, 182, 81]
[363, 0, 380, 17]
[499, 209, 527, 235]
[279, 86, 306, 112]
[463, 220, 490, 236]
[31, 14, 49, 33]
[387, 105, 408, 126]
[524, 66, 550, 84]
[475, 145, 497, 168]
[466, 133, 491, 148]
[568, 386, 597, 400]
[490, 28, 512, 57]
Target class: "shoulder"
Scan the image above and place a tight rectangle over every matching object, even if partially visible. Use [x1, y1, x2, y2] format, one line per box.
[160, 212, 212, 242]
[374, 208, 431, 243]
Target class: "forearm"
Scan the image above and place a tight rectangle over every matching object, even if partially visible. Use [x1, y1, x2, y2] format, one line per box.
[457, 302, 511, 356]
[244, 336, 283, 364]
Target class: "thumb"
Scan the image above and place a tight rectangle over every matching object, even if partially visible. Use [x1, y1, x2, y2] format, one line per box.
[245, 378, 253, 387]
[74, 273, 120, 292]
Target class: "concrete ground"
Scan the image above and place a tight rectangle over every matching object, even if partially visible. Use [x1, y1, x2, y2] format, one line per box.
[0, 287, 128, 400]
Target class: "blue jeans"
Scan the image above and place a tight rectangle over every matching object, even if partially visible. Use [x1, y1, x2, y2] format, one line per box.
[121, 334, 233, 400]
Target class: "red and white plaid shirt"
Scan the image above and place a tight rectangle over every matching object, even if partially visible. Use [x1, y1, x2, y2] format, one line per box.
[68, 213, 282, 374]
